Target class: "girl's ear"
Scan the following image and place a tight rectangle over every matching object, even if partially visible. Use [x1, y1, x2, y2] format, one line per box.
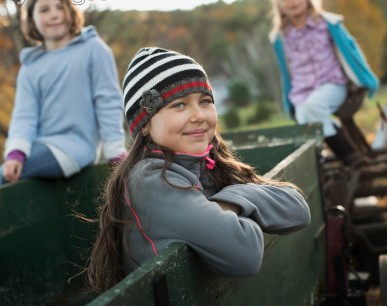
[142, 123, 151, 136]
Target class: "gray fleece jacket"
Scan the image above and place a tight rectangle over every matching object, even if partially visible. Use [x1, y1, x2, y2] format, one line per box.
[123, 150, 310, 277]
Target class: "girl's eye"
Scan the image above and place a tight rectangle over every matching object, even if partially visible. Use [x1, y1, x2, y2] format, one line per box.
[39, 6, 49, 13]
[171, 102, 185, 109]
[201, 98, 213, 105]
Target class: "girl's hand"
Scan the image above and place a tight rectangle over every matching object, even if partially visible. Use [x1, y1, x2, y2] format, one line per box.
[216, 201, 242, 215]
[2, 160, 23, 183]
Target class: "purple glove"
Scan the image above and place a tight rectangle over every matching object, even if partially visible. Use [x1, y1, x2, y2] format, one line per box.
[109, 151, 128, 165]
[6, 150, 27, 164]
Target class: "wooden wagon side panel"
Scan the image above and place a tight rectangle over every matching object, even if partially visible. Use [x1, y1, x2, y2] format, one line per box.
[0, 165, 110, 306]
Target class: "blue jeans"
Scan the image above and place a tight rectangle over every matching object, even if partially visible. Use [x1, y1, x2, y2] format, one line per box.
[295, 83, 348, 137]
[0, 142, 63, 185]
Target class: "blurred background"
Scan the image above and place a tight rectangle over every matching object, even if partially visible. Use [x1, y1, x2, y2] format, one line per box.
[0, 0, 386, 162]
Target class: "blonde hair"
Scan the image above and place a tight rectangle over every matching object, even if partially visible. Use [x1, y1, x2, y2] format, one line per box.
[21, 0, 84, 44]
[269, 0, 322, 37]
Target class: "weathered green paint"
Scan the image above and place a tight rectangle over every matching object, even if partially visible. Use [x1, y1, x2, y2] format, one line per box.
[0, 165, 110, 305]
[236, 143, 299, 174]
[0, 124, 326, 306]
[221, 123, 324, 149]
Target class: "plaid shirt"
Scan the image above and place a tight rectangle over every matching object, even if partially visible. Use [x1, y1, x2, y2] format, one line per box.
[283, 16, 348, 105]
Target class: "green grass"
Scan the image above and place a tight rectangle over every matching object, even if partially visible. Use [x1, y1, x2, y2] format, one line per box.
[219, 85, 387, 141]
[218, 102, 294, 133]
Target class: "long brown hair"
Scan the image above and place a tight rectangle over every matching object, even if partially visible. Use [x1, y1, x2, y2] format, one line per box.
[21, 0, 84, 44]
[86, 131, 299, 292]
[86, 132, 152, 293]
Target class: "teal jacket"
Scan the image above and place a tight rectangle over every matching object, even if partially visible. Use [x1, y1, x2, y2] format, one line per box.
[270, 12, 379, 116]
[123, 150, 310, 276]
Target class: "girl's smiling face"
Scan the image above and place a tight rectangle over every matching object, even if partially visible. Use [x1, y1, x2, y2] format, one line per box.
[278, 0, 309, 20]
[33, 0, 72, 50]
[147, 92, 217, 154]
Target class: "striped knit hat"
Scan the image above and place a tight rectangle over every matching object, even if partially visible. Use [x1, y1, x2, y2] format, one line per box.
[123, 47, 213, 137]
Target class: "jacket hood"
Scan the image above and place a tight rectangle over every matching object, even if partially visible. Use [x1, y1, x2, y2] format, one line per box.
[20, 25, 98, 65]
[320, 12, 343, 24]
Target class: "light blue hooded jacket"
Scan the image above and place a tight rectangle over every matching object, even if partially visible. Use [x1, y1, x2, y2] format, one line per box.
[270, 12, 379, 116]
[5, 26, 126, 177]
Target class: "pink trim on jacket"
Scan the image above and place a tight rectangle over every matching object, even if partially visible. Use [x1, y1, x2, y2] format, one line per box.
[150, 144, 216, 170]
[124, 183, 158, 256]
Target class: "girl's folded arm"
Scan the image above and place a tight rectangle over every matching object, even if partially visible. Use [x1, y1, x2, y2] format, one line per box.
[209, 184, 311, 234]
[130, 167, 265, 277]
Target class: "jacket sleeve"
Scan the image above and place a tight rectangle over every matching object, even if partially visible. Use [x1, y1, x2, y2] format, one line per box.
[271, 35, 294, 117]
[89, 37, 126, 160]
[129, 162, 265, 277]
[4, 66, 39, 158]
[327, 21, 379, 96]
[208, 183, 310, 234]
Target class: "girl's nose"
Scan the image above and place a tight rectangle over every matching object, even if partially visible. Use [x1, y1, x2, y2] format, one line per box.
[49, 7, 61, 19]
[190, 106, 206, 122]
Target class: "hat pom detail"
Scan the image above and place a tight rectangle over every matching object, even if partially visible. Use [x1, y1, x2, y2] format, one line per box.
[140, 89, 164, 117]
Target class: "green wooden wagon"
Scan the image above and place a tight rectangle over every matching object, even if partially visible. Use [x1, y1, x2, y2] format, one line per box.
[0, 124, 325, 305]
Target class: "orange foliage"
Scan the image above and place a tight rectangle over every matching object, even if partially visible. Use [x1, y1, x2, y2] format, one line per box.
[0, 64, 18, 161]
[324, 0, 387, 78]
[167, 26, 189, 41]
[0, 32, 13, 50]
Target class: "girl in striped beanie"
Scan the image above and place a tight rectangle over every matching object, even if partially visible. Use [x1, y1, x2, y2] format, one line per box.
[86, 47, 310, 292]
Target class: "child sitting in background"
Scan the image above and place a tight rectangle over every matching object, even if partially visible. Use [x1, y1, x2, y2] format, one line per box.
[269, 0, 379, 167]
[1, 0, 126, 184]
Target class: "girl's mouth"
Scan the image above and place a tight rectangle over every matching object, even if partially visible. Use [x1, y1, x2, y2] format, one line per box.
[184, 129, 207, 136]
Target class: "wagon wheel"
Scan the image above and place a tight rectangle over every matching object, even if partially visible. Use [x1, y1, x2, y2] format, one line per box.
[379, 255, 387, 306]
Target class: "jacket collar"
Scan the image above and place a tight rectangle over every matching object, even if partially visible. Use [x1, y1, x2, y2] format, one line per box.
[269, 11, 343, 42]
[20, 25, 97, 65]
[148, 144, 215, 173]
[320, 12, 343, 25]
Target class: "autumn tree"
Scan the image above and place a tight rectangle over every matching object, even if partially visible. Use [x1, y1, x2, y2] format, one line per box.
[0, 0, 28, 159]
[324, 0, 387, 78]
[0, 0, 386, 160]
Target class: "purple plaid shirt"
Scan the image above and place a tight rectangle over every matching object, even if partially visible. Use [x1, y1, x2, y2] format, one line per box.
[283, 16, 348, 105]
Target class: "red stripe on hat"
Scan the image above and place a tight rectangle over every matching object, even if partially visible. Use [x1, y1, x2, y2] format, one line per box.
[162, 81, 212, 100]
[130, 109, 148, 134]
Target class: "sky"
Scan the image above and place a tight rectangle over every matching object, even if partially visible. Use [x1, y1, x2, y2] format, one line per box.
[82, 0, 237, 11]
[2, 0, 237, 15]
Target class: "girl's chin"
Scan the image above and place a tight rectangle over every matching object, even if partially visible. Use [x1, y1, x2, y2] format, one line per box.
[171, 143, 206, 155]
[184, 144, 210, 155]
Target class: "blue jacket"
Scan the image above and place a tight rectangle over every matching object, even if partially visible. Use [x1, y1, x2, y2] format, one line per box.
[5, 26, 126, 176]
[270, 12, 379, 116]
